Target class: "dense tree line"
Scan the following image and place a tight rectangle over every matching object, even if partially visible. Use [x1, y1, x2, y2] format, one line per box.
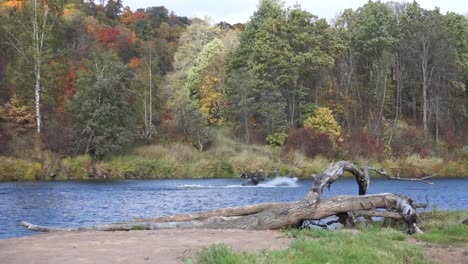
[0, 0, 466, 160]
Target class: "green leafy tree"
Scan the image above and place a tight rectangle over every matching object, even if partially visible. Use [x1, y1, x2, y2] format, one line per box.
[351, 1, 398, 137]
[104, 0, 122, 20]
[228, 1, 339, 136]
[186, 102, 210, 151]
[165, 19, 219, 142]
[227, 0, 288, 136]
[441, 12, 468, 131]
[187, 38, 226, 125]
[132, 41, 163, 144]
[284, 7, 338, 125]
[225, 67, 256, 144]
[400, 3, 458, 134]
[69, 49, 136, 158]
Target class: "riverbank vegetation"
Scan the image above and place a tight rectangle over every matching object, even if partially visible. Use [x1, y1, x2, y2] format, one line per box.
[195, 211, 468, 264]
[0, 129, 467, 181]
[0, 0, 467, 181]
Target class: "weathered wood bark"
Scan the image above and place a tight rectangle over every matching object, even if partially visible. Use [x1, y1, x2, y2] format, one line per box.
[21, 161, 422, 234]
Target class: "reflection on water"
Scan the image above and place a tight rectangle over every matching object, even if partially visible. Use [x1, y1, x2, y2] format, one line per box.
[0, 178, 467, 239]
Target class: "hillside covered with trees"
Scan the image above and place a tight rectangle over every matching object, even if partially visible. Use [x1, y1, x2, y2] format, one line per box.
[0, 0, 467, 180]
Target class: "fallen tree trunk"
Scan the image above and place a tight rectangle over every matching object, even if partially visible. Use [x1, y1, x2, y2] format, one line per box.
[21, 161, 423, 234]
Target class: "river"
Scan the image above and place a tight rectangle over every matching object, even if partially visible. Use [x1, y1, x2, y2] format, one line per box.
[0, 177, 467, 239]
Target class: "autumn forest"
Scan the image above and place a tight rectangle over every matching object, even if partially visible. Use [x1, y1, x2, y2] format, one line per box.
[0, 0, 467, 180]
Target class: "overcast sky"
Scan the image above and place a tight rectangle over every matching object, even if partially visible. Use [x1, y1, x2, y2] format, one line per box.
[121, 0, 468, 24]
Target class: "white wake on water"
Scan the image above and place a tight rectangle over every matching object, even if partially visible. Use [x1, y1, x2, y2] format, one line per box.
[180, 177, 299, 189]
[256, 176, 299, 187]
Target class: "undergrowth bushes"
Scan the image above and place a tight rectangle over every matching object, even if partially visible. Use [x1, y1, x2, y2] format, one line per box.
[380, 155, 467, 177]
[0, 157, 42, 181]
[0, 128, 467, 181]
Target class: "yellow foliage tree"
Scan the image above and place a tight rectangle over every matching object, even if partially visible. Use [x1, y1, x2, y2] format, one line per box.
[1, 0, 24, 11]
[304, 107, 342, 143]
[2, 96, 36, 133]
[119, 7, 134, 25]
[200, 74, 224, 124]
[128, 57, 141, 69]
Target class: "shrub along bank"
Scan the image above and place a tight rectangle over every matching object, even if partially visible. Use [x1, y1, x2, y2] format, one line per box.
[0, 139, 467, 181]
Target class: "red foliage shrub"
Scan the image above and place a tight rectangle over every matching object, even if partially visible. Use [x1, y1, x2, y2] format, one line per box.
[133, 11, 147, 21]
[56, 67, 77, 113]
[96, 27, 121, 48]
[419, 148, 430, 158]
[442, 127, 458, 148]
[391, 126, 432, 157]
[95, 26, 133, 54]
[160, 111, 174, 121]
[347, 129, 385, 160]
[285, 128, 335, 158]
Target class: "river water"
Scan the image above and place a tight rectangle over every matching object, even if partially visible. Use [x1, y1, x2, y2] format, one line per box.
[0, 177, 467, 239]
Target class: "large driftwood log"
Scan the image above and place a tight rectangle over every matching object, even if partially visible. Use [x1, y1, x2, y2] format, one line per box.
[21, 161, 423, 234]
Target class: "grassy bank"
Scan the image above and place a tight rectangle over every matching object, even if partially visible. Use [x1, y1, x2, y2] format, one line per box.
[195, 211, 468, 264]
[0, 131, 467, 181]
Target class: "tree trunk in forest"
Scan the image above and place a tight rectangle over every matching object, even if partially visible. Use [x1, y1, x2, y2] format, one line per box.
[21, 161, 423, 234]
[32, 0, 49, 135]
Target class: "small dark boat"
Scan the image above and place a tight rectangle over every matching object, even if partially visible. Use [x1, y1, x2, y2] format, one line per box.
[240, 171, 266, 186]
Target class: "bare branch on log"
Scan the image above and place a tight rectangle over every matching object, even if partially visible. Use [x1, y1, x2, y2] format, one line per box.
[369, 168, 435, 184]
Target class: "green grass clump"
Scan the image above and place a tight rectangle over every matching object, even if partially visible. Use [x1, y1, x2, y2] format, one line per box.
[196, 244, 245, 264]
[23, 162, 42, 180]
[382, 156, 443, 177]
[60, 155, 92, 180]
[190, 159, 234, 178]
[415, 225, 468, 245]
[415, 210, 468, 245]
[196, 228, 429, 264]
[419, 210, 468, 229]
[0, 157, 42, 181]
[130, 225, 146, 230]
[437, 160, 467, 177]
[377, 156, 467, 177]
[299, 155, 330, 176]
[228, 150, 278, 175]
[132, 144, 169, 160]
[101, 156, 174, 179]
[0, 157, 21, 181]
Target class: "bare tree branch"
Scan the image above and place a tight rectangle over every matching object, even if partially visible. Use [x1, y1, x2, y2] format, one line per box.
[369, 167, 435, 184]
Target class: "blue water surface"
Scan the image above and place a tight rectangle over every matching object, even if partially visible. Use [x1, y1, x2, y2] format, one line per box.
[0, 177, 466, 239]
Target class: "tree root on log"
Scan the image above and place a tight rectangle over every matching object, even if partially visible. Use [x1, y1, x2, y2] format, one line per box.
[20, 161, 424, 234]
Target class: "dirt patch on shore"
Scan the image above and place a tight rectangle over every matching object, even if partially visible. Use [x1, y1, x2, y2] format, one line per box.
[0, 229, 292, 264]
[423, 245, 468, 264]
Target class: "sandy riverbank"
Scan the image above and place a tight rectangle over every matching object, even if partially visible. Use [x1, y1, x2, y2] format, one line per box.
[0, 229, 292, 264]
